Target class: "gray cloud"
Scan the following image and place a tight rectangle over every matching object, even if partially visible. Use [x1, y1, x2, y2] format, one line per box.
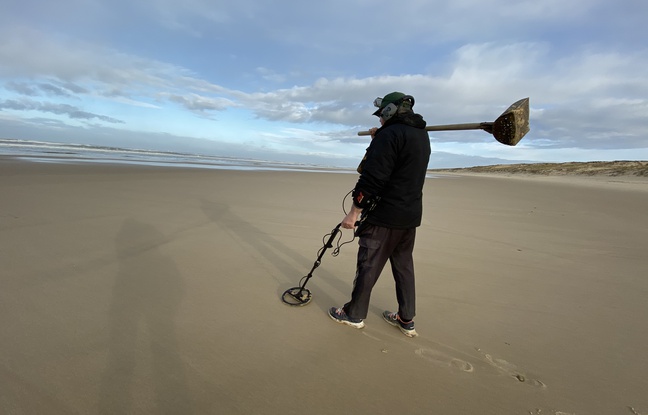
[6, 80, 88, 98]
[37, 83, 72, 97]
[163, 93, 236, 112]
[6, 81, 39, 96]
[0, 99, 124, 124]
[59, 82, 88, 94]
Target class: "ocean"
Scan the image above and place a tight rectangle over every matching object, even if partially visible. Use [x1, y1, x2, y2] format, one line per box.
[0, 138, 354, 173]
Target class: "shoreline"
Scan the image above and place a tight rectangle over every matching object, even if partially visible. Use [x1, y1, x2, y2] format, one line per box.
[0, 153, 357, 174]
[5, 153, 648, 189]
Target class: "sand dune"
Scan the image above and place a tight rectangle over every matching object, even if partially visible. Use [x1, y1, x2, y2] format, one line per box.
[432, 160, 648, 177]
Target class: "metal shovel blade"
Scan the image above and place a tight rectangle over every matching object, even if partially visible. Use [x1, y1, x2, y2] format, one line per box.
[491, 97, 530, 146]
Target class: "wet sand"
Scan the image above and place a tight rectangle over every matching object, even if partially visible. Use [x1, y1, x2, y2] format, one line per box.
[1, 157, 647, 414]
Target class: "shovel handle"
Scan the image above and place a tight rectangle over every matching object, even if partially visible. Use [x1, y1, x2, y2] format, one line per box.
[357, 122, 491, 136]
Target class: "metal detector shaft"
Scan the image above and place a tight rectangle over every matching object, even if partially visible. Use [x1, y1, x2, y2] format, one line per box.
[299, 223, 342, 289]
[281, 223, 343, 306]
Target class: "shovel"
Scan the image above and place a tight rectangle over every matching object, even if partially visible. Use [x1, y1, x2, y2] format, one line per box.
[358, 97, 530, 146]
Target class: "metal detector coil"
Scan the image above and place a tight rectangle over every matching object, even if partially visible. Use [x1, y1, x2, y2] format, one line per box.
[282, 223, 342, 307]
[281, 287, 313, 307]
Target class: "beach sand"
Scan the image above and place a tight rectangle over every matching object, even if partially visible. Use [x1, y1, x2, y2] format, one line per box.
[1, 157, 647, 415]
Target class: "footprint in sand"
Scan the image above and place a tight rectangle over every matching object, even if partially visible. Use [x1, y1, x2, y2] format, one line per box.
[362, 332, 473, 372]
[477, 348, 546, 388]
[414, 347, 474, 372]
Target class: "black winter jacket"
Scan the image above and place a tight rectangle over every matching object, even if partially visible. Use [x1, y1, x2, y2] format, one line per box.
[354, 112, 431, 229]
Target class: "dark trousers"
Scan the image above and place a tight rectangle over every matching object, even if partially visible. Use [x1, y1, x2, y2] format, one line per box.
[343, 225, 416, 321]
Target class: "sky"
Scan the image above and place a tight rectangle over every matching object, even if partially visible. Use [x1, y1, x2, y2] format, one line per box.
[1, 0, 647, 168]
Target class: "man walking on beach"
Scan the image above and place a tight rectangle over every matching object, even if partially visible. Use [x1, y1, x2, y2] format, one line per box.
[329, 92, 430, 337]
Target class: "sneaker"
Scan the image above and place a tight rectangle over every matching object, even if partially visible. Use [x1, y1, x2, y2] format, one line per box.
[328, 307, 365, 329]
[382, 310, 418, 337]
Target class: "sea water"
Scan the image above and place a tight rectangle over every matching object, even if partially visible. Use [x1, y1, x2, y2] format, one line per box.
[0, 138, 354, 173]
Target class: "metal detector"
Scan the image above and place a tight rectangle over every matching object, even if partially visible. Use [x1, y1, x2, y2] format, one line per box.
[281, 223, 343, 306]
[358, 97, 530, 146]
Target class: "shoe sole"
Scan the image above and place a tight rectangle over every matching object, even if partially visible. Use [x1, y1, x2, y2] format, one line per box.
[382, 313, 418, 337]
[329, 311, 365, 329]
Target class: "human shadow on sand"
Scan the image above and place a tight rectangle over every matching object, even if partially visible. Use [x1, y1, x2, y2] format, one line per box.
[200, 199, 360, 314]
[99, 219, 192, 414]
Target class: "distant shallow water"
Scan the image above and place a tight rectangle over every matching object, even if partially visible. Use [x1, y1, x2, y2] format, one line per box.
[0, 138, 355, 174]
[1, 138, 455, 178]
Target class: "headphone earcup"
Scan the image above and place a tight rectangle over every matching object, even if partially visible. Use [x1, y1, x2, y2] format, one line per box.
[380, 103, 398, 121]
[403, 95, 415, 107]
